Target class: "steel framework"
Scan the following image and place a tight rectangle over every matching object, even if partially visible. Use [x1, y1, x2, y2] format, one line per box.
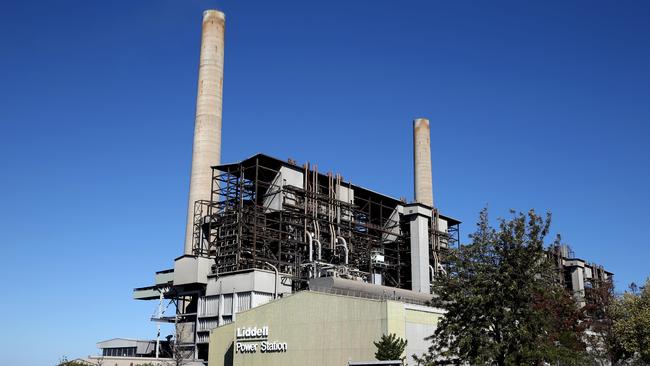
[191, 155, 459, 291]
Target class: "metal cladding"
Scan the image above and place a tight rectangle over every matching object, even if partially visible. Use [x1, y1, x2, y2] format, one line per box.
[184, 10, 226, 255]
[413, 118, 434, 208]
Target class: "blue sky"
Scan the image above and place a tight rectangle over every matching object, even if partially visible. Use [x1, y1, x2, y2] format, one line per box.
[1, 0, 649, 364]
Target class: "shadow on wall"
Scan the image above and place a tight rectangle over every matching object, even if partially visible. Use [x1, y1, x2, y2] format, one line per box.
[224, 342, 234, 366]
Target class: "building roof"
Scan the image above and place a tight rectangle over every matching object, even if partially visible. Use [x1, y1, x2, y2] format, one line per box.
[309, 276, 435, 305]
[96, 338, 157, 355]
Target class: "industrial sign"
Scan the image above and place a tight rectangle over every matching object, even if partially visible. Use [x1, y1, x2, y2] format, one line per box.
[235, 326, 288, 354]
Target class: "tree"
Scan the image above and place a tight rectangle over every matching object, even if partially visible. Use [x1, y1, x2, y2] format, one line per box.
[57, 356, 92, 366]
[374, 333, 408, 364]
[161, 336, 195, 366]
[583, 279, 627, 365]
[609, 279, 650, 364]
[530, 281, 588, 365]
[419, 209, 587, 365]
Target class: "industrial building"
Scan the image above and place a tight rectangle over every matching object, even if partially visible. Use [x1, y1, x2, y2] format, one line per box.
[81, 339, 173, 366]
[125, 9, 459, 364]
[208, 291, 444, 366]
[133, 147, 460, 362]
[83, 8, 612, 366]
[550, 244, 613, 307]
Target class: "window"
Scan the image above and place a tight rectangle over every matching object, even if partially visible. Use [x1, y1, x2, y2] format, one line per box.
[102, 346, 136, 357]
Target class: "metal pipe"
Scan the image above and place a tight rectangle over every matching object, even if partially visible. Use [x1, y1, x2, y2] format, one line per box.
[336, 236, 349, 264]
[155, 289, 163, 358]
[314, 238, 322, 278]
[314, 239, 322, 260]
[307, 231, 314, 262]
[264, 262, 279, 299]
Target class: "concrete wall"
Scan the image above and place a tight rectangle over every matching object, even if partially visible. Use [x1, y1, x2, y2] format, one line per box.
[407, 208, 431, 293]
[208, 292, 444, 366]
[403, 304, 442, 361]
[209, 292, 386, 366]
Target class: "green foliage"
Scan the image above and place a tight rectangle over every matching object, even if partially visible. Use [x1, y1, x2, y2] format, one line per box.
[610, 279, 650, 364]
[57, 356, 91, 366]
[419, 209, 588, 366]
[374, 333, 408, 364]
[583, 280, 627, 364]
[529, 285, 588, 365]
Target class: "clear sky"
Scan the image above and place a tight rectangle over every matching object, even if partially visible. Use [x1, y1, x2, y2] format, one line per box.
[1, 0, 649, 364]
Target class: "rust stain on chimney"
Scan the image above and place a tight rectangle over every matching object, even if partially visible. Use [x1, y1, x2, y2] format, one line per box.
[184, 10, 226, 255]
[413, 118, 433, 208]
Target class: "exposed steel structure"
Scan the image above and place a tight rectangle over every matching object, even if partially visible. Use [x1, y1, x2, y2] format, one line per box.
[191, 154, 460, 292]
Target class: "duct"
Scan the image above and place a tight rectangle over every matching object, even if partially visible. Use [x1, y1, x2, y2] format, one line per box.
[413, 118, 433, 207]
[381, 207, 402, 242]
[336, 236, 349, 265]
[306, 231, 322, 263]
[307, 232, 314, 262]
[263, 166, 304, 212]
[315, 239, 322, 261]
[335, 181, 354, 222]
[309, 277, 434, 304]
[184, 10, 226, 254]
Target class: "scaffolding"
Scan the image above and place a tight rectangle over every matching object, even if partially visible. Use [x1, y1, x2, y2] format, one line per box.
[191, 154, 459, 291]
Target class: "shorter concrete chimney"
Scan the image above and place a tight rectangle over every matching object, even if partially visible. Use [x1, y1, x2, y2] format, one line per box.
[413, 118, 433, 207]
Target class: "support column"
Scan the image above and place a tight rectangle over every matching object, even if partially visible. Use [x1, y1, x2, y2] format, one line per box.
[405, 204, 432, 293]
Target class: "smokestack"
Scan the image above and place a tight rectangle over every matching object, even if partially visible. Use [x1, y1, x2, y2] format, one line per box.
[183, 10, 226, 255]
[413, 118, 433, 207]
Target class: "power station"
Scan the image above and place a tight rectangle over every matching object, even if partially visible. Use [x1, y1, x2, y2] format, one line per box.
[82, 9, 612, 366]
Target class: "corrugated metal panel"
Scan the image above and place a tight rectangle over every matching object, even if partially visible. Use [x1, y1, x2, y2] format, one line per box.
[221, 316, 232, 325]
[199, 296, 219, 317]
[237, 292, 252, 312]
[198, 296, 204, 316]
[197, 318, 220, 332]
[222, 294, 233, 315]
[136, 341, 155, 355]
[436, 218, 448, 233]
[197, 333, 210, 344]
[252, 292, 273, 307]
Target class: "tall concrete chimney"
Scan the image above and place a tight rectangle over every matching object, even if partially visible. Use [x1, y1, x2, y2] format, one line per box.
[413, 118, 433, 207]
[183, 10, 226, 255]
